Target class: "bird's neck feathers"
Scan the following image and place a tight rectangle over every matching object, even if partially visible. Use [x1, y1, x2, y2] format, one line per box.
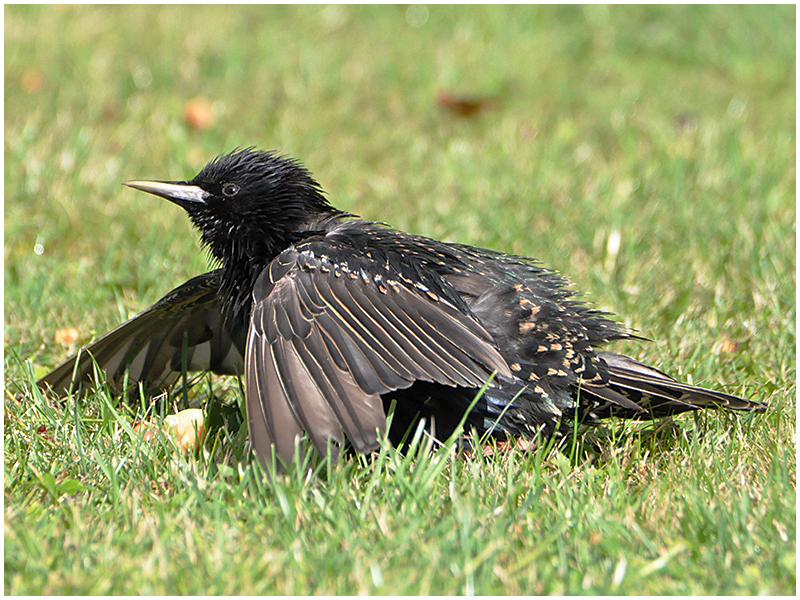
[205, 191, 343, 336]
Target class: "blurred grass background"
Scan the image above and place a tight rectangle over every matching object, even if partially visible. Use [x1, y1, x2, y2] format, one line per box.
[4, 5, 795, 594]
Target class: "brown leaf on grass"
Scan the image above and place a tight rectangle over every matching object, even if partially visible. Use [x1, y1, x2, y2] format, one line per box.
[136, 409, 207, 455]
[54, 327, 80, 347]
[36, 424, 54, 442]
[437, 91, 497, 118]
[21, 69, 44, 93]
[133, 419, 158, 440]
[712, 339, 740, 354]
[165, 409, 206, 453]
[184, 97, 215, 130]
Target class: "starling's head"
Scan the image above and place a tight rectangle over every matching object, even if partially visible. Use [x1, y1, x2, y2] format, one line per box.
[125, 148, 337, 263]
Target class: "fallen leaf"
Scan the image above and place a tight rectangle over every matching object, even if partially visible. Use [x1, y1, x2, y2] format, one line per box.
[712, 339, 740, 354]
[54, 327, 80, 347]
[184, 97, 214, 130]
[36, 424, 54, 442]
[165, 409, 206, 453]
[21, 69, 44, 93]
[136, 409, 206, 454]
[437, 91, 497, 118]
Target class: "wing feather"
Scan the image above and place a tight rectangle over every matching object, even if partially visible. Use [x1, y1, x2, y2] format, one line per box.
[272, 336, 343, 451]
[291, 334, 385, 453]
[246, 244, 511, 467]
[375, 290, 496, 386]
[310, 274, 407, 389]
[37, 271, 244, 397]
[245, 327, 304, 468]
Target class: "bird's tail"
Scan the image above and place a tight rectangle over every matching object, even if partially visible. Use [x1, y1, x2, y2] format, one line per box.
[579, 351, 766, 420]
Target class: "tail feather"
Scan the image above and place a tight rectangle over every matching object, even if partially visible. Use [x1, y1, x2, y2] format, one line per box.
[582, 351, 765, 419]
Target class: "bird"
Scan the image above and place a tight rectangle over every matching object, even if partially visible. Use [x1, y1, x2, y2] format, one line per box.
[37, 148, 765, 468]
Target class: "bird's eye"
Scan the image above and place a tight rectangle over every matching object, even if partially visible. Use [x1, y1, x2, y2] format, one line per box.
[221, 183, 240, 197]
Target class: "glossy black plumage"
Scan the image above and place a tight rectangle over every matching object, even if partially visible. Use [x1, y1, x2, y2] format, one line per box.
[37, 148, 765, 467]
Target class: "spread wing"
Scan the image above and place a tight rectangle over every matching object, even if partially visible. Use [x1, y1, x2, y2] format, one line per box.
[245, 245, 513, 467]
[37, 270, 244, 397]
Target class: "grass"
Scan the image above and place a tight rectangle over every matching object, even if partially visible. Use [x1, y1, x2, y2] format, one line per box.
[4, 5, 796, 594]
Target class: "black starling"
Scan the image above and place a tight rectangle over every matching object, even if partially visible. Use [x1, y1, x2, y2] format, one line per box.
[38, 148, 765, 467]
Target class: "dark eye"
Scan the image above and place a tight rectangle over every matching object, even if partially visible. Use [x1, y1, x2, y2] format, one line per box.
[221, 183, 240, 197]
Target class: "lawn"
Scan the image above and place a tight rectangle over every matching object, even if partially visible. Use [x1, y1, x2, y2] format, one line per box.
[4, 5, 795, 594]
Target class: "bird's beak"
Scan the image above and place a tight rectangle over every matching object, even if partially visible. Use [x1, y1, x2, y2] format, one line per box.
[123, 180, 209, 207]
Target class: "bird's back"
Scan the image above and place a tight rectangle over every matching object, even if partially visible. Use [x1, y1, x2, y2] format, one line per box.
[309, 218, 763, 443]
